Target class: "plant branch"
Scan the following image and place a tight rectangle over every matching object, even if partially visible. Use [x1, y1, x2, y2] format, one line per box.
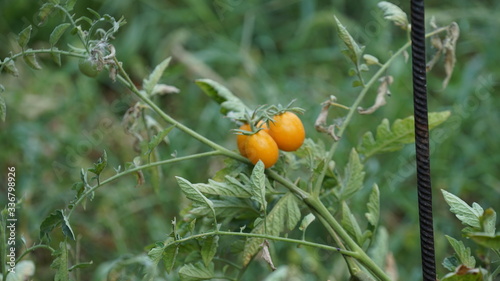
[166, 230, 356, 257]
[16, 244, 55, 263]
[67, 151, 222, 219]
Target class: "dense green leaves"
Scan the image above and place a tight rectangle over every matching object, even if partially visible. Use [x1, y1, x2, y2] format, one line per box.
[358, 111, 451, 158]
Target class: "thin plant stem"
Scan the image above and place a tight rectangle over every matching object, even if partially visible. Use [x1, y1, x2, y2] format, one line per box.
[164, 230, 356, 257]
[67, 151, 223, 219]
[16, 244, 55, 263]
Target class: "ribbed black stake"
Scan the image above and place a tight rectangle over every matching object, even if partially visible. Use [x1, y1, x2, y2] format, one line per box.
[411, 0, 437, 280]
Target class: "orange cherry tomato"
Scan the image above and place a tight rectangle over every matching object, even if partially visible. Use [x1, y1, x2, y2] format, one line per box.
[244, 130, 279, 168]
[266, 112, 305, 151]
[237, 124, 251, 157]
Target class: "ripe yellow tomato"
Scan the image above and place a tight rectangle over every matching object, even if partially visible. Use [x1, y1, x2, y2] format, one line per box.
[244, 130, 279, 168]
[266, 112, 305, 151]
[237, 124, 251, 157]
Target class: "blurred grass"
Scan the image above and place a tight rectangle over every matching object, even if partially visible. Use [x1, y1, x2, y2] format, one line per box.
[1, 0, 499, 280]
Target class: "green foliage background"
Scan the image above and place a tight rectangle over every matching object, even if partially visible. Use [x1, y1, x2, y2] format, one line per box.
[0, 0, 499, 280]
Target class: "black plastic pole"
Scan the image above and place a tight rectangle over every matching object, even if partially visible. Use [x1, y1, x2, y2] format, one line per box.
[410, 0, 437, 280]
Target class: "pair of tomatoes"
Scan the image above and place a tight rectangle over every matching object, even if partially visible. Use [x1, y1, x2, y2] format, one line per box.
[237, 112, 305, 168]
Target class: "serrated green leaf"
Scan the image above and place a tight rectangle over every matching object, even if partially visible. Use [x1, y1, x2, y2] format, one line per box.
[334, 16, 364, 65]
[378, 2, 409, 29]
[23, 52, 42, 70]
[88, 150, 107, 177]
[468, 232, 500, 249]
[176, 177, 216, 219]
[195, 178, 252, 198]
[18, 25, 32, 49]
[442, 190, 482, 229]
[163, 244, 179, 274]
[243, 192, 300, 266]
[299, 213, 316, 231]
[195, 78, 249, 117]
[367, 227, 389, 268]
[146, 125, 175, 155]
[50, 23, 71, 46]
[178, 262, 214, 281]
[61, 214, 75, 240]
[191, 197, 257, 219]
[250, 161, 267, 212]
[201, 235, 219, 267]
[342, 202, 363, 245]
[358, 111, 451, 158]
[479, 208, 496, 235]
[446, 235, 476, 268]
[38, 3, 55, 25]
[0, 84, 4, 92]
[340, 149, 365, 200]
[3, 59, 19, 77]
[146, 244, 167, 280]
[40, 210, 64, 241]
[0, 95, 6, 122]
[51, 50, 62, 66]
[365, 184, 380, 227]
[64, 0, 77, 11]
[442, 256, 460, 271]
[143, 57, 171, 96]
[51, 242, 69, 281]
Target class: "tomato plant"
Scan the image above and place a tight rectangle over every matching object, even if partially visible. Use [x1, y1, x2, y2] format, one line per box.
[1, 2, 488, 281]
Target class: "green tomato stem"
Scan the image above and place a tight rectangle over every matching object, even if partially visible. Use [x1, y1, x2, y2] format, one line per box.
[67, 151, 223, 219]
[16, 244, 55, 263]
[166, 230, 357, 257]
